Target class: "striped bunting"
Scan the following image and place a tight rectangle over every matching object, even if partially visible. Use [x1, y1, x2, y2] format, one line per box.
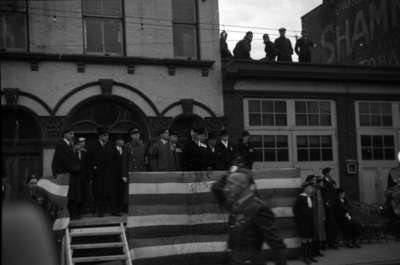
[128, 169, 301, 265]
[37, 174, 70, 231]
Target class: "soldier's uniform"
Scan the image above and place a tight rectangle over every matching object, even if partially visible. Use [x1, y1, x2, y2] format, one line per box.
[227, 194, 287, 265]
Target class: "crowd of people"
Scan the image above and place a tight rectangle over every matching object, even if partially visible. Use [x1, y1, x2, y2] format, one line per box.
[51, 125, 255, 219]
[294, 167, 363, 264]
[220, 28, 315, 63]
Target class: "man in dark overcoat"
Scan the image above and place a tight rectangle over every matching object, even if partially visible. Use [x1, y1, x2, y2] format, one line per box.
[150, 128, 173, 171]
[295, 30, 314, 63]
[215, 129, 235, 170]
[51, 128, 80, 176]
[235, 131, 255, 169]
[233, 32, 253, 59]
[274, 28, 293, 62]
[212, 168, 287, 265]
[87, 126, 113, 217]
[321, 167, 338, 249]
[122, 127, 148, 178]
[220, 30, 233, 59]
[182, 127, 204, 171]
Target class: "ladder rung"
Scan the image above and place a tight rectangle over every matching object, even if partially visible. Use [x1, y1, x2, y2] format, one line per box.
[72, 254, 127, 262]
[70, 226, 121, 236]
[71, 242, 124, 249]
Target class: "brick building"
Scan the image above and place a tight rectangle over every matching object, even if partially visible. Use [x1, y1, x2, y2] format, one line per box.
[222, 60, 400, 202]
[1, 0, 224, 189]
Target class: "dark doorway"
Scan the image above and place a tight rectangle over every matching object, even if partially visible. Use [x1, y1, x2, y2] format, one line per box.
[1, 107, 42, 199]
[169, 114, 206, 141]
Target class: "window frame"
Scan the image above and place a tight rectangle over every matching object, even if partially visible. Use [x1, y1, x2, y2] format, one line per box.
[356, 101, 393, 127]
[81, 0, 125, 56]
[359, 133, 396, 161]
[250, 133, 290, 163]
[0, 0, 29, 52]
[171, 0, 200, 59]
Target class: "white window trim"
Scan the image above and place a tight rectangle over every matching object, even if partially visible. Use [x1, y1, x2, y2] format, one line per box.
[355, 101, 399, 129]
[249, 131, 292, 165]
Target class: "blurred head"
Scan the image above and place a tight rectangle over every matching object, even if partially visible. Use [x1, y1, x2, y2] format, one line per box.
[245, 31, 253, 41]
[337, 188, 346, 199]
[220, 30, 228, 40]
[160, 129, 170, 141]
[97, 126, 110, 143]
[208, 134, 217, 147]
[263, 34, 270, 43]
[198, 132, 207, 143]
[322, 167, 332, 176]
[169, 134, 178, 145]
[279, 27, 286, 37]
[129, 127, 141, 142]
[115, 137, 125, 147]
[223, 170, 253, 203]
[74, 137, 86, 150]
[242, 131, 250, 143]
[63, 129, 74, 143]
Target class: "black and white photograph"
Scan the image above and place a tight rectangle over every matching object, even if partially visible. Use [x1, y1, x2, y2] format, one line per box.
[1, 0, 400, 264]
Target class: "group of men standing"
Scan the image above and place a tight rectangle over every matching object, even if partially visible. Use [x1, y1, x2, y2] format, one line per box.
[51, 125, 255, 218]
[220, 28, 314, 63]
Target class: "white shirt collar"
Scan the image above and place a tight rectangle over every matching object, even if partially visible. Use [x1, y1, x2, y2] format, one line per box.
[63, 138, 71, 146]
[221, 140, 228, 148]
[161, 139, 168, 145]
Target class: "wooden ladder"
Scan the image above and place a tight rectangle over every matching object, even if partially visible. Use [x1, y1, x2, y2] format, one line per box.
[62, 223, 132, 265]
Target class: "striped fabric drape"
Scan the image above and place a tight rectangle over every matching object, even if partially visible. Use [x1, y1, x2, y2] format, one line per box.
[128, 169, 301, 265]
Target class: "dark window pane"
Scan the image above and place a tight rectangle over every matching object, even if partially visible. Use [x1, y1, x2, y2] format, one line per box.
[370, 115, 380, 126]
[275, 114, 287, 126]
[370, 103, 381, 113]
[359, 103, 369, 113]
[83, 0, 102, 15]
[264, 149, 276, 161]
[275, 101, 286, 113]
[262, 101, 273, 113]
[382, 103, 391, 114]
[295, 102, 306, 113]
[384, 148, 395, 160]
[321, 136, 332, 147]
[173, 24, 197, 58]
[297, 136, 307, 148]
[248, 100, 260, 112]
[320, 114, 331, 126]
[277, 149, 289, 161]
[103, 20, 122, 54]
[310, 149, 321, 161]
[362, 148, 372, 160]
[308, 102, 319, 113]
[298, 149, 308, 161]
[359, 114, 370, 126]
[0, 1, 26, 11]
[276, 136, 288, 147]
[320, 102, 331, 113]
[172, 0, 196, 23]
[85, 18, 103, 53]
[251, 135, 262, 148]
[254, 149, 263, 161]
[322, 149, 333, 161]
[262, 114, 274, 126]
[296, 114, 307, 126]
[361, 135, 371, 147]
[372, 136, 383, 147]
[263, 136, 275, 148]
[373, 148, 384, 160]
[102, 0, 121, 17]
[383, 135, 394, 147]
[309, 136, 320, 148]
[249, 114, 261, 126]
[0, 13, 26, 50]
[308, 114, 319, 126]
[382, 115, 392, 126]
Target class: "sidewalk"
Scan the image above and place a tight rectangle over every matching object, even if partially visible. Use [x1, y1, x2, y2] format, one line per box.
[289, 241, 400, 265]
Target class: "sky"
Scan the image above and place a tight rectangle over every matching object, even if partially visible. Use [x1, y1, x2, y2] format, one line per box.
[218, 0, 322, 60]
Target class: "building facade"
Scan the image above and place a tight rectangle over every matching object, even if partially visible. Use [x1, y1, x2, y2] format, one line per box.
[223, 61, 400, 203]
[1, 0, 224, 189]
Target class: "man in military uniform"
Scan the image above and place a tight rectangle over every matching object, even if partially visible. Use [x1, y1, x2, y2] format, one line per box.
[122, 127, 148, 179]
[212, 168, 287, 265]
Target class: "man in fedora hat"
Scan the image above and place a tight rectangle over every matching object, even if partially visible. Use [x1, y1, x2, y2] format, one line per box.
[274, 27, 293, 62]
[321, 167, 338, 249]
[182, 126, 206, 171]
[52, 127, 80, 176]
[215, 129, 235, 170]
[212, 168, 287, 265]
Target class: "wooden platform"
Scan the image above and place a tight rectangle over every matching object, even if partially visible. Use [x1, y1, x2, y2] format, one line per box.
[70, 215, 127, 227]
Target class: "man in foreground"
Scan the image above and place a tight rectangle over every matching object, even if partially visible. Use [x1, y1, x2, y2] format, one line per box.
[212, 168, 287, 265]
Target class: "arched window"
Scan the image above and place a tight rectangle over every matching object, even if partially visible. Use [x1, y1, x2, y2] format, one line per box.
[1, 107, 42, 197]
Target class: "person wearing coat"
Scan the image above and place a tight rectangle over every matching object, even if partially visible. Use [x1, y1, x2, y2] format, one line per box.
[212, 168, 287, 265]
[215, 129, 235, 170]
[261, 34, 277, 62]
[150, 129, 174, 171]
[235, 131, 255, 169]
[274, 28, 293, 62]
[51, 128, 80, 176]
[205, 132, 218, 170]
[69, 137, 88, 219]
[334, 188, 362, 248]
[182, 127, 205, 171]
[122, 127, 148, 178]
[86, 126, 115, 217]
[233, 32, 253, 59]
[220, 30, 233, 59]
[293, 181, 317, 264]
[295, 30, 314, 63]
